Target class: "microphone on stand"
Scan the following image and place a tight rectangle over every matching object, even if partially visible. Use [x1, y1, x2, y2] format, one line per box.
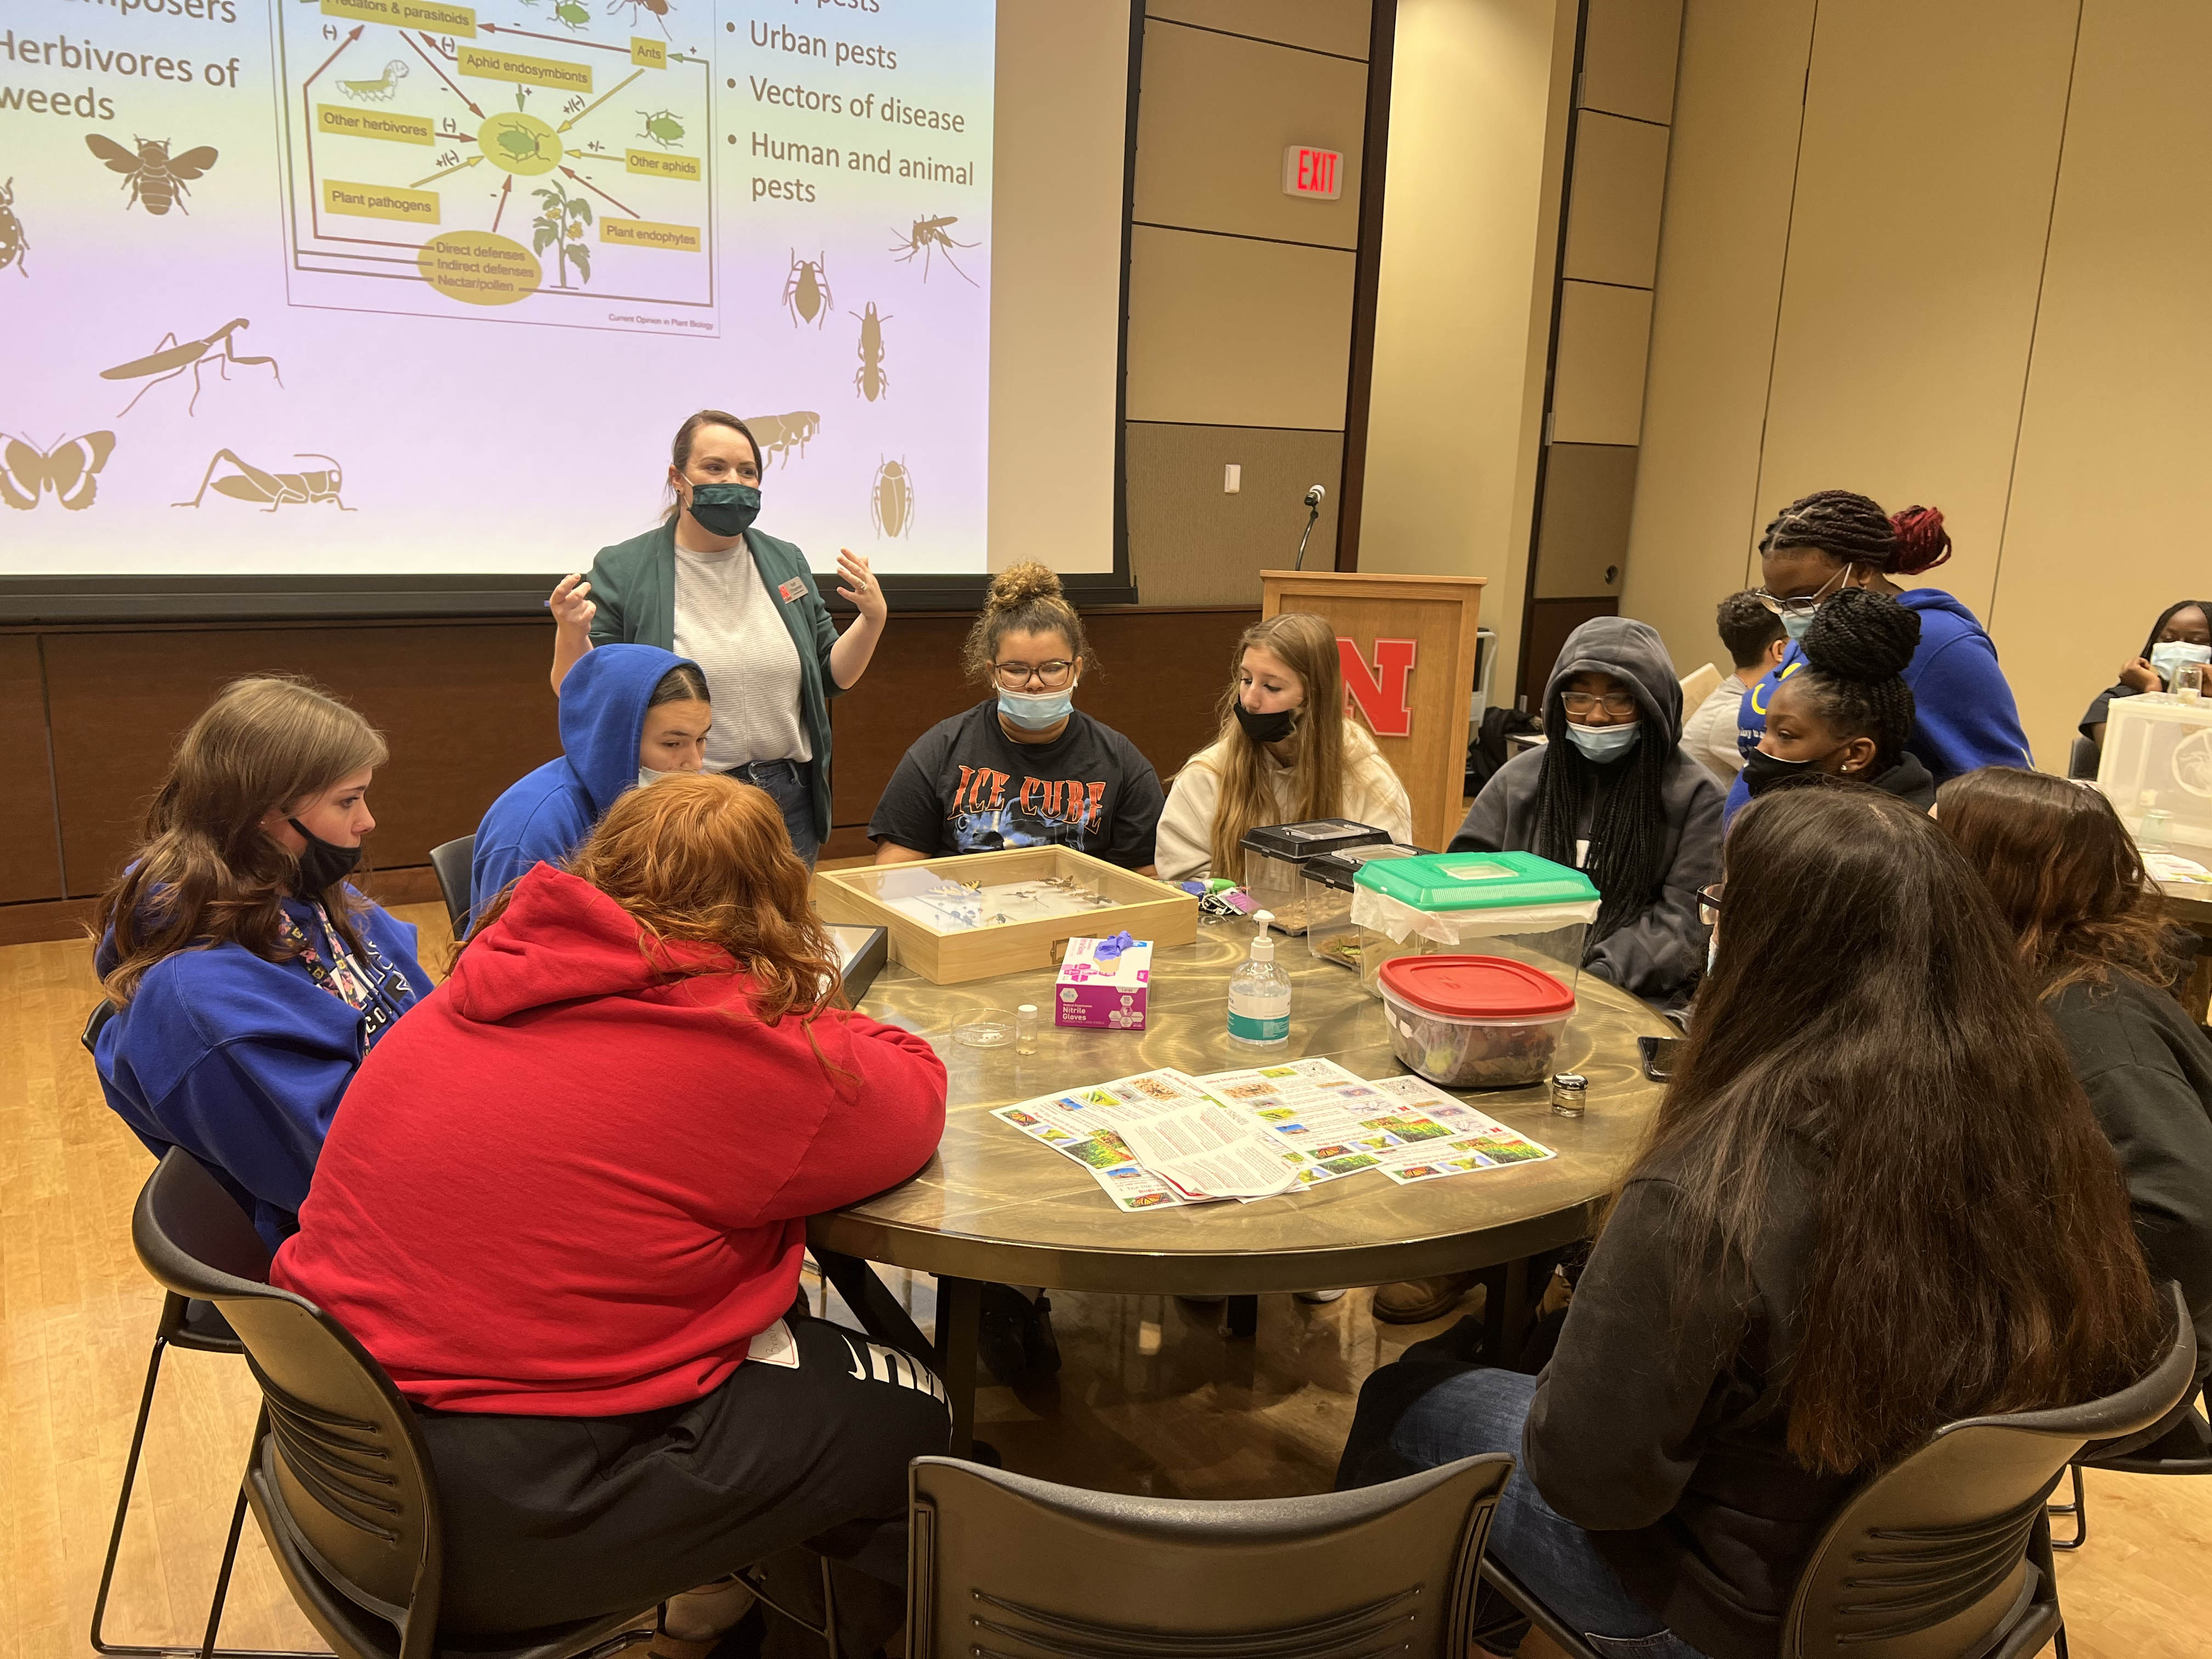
[1294, 484, 1327, 570]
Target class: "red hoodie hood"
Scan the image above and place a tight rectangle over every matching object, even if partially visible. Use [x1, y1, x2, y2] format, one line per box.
[447, 863, 729, 1023]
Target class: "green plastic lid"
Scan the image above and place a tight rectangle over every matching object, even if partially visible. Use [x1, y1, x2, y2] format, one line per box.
[1352, 849, 1598, 912]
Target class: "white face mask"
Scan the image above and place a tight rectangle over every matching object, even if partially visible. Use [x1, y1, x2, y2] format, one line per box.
[636, 766, 688, 788]
[1563, 720, 1640, 763]
[2150, 640, 2212, 684]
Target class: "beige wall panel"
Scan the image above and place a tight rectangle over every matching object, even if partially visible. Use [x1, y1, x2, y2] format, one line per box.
[1989, 1, 2212, 770]
[1126, 225, 1355, 430]
[1752, 0, 2078, 622]
[1361, 0, 1575, 706]
[1562, 112, 1670, 289]
[1581, 0, 1683, 123]
[1134, 19, 1367, 249]
[1125, 423, 1346, 606]
[1147, 0, 1373, 61]
[1550, 280, 1653, 445]
[1533, 444, 1637, 599]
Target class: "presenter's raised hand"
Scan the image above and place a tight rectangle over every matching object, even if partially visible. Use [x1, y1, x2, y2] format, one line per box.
[549, 572, 597, 634]
[837, 549, 887, 627]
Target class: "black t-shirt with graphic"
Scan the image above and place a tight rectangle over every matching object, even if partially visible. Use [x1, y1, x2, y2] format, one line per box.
[870, 700, 1165, 869]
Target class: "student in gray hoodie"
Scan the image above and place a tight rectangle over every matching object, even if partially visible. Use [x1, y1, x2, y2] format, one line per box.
[1452, 617, 1722, 1011]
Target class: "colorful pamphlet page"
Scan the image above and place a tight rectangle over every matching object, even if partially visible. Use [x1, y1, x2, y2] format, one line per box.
[989, 1067, 1296, 1210]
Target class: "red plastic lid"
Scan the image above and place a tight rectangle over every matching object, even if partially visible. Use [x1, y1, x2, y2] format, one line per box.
[1379, 954, 1575, 1018]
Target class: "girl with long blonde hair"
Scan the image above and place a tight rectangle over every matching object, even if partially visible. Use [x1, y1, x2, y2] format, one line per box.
[1155, 612, 1412, 882]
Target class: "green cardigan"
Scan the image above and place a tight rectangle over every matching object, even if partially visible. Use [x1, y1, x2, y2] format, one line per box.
[584, 520, 843, 839]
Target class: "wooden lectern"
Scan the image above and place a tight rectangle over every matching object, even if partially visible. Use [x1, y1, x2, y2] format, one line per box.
[1261, 570, 1486, 853]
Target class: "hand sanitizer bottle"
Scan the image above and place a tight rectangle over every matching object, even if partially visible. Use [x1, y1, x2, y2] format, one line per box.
[1227, 910, 1293, 1048]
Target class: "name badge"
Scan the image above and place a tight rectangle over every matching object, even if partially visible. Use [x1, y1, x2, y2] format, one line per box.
[778, 576, 808, 602]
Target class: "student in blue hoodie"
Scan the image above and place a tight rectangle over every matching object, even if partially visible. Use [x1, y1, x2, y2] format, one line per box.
[470, 645, 712, 924]
[1728, 492, 2030, 823]
[92, 676, 427, 1250]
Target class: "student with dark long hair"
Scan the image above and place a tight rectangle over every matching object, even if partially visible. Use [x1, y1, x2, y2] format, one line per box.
[1340, 786, 2164, 1659]
[1740, 587, 1933, 809]
[1937, 766, 2212, 1414]
[2078, 598, 2212, 758]
[277, 774, 949, 1657]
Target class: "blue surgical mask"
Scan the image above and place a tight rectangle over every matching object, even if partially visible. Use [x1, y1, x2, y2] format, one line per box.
[1781, 609, 1815, 642]
[2150, 640, 2212, 684]
[998, 687, 1074, 730]
[1563, 720, 1640, 763]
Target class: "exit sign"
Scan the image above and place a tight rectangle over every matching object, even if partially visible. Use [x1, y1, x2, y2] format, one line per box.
[1282, 145, 1344, 200]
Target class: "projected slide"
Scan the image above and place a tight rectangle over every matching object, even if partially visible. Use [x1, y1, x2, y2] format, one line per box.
[0, 0, 994, 578]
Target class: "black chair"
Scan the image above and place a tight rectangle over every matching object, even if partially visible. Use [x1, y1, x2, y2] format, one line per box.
[904, 1451, 1514, 1658]
[131, 1149, 655, 1659]
[1485, 1282, 2197, 1659]
[427, 836, 474, 938]
[2069, 733, 2100, 780]
[2047, 1378, 2210, 1551]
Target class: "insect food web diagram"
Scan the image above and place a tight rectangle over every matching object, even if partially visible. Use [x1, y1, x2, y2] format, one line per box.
[1, 0, 992, 577]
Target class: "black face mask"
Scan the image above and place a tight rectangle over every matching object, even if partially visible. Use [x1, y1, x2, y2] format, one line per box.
[1740, 747, 1823, 799]
[686, 482, 760, 538]
[287, 819, 363, 893]
[1235, 702, 1297, 744]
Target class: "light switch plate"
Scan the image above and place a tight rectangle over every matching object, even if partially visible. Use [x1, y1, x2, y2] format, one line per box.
[1223, 463, 1241, 493]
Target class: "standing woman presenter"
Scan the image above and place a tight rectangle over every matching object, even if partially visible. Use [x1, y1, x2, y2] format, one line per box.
[548, 409, 887, 864]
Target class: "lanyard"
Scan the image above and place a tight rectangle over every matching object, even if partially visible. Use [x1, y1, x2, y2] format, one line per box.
[279, 902, 410, 1054]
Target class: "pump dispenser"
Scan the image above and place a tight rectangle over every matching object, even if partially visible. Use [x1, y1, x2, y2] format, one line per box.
[1227, 909, 1293, 1047]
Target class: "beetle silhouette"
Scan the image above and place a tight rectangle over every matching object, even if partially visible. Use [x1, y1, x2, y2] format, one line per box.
[872, 456, 914, 538]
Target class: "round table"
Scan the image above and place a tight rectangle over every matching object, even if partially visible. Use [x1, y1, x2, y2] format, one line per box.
[808, 918, 1674, 1452]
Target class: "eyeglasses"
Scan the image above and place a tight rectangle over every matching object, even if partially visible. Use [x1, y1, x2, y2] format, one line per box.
[1752, 563, 1852, 618]
[1561, 691, 1638, 718]
[1697, 883, 1724, 928]
[993, 659, 1075, 690]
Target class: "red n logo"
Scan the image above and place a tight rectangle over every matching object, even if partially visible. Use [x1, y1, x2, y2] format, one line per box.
[1339, 637, 1417, 737]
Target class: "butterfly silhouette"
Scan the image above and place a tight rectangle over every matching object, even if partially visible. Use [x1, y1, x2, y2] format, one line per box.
[1, 431, 117, 510]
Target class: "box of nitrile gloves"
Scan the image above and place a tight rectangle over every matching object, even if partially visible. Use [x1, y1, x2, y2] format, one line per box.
[1055, 935, 1152, 1030]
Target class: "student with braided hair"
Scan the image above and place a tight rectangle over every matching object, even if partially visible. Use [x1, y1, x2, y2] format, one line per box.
[1728, 490, 2029, 822]
[2078, 599, 2212, 763]
[1740, 588, 1935, 809]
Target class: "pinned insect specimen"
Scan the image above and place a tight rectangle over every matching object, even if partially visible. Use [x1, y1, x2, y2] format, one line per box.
[1, 430, 115, 511]
[872, 456, 914, 538]
[890, 214, 980, 286]
[0, 178, 26, 278]
[746, 410, 820, 469]
[174, 450, 352, 512]
[636, 109, 684, 149]
[100, 318, 283, 418]
[553, 0, 591, 33]
[851, 301, 891, 402]
[337, 60, 410, 102]
[86, 134, 219, 216]
[606, 0, 673, 39]
[783, 250, 830, 328]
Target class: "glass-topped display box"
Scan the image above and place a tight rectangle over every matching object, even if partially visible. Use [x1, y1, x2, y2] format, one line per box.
[812, 846, 1199, 985]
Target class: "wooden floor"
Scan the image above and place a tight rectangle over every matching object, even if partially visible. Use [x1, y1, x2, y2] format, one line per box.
[5, 905, 2205, 1659]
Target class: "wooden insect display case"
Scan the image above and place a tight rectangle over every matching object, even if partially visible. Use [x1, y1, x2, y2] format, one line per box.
[811, 848, 1198, 986]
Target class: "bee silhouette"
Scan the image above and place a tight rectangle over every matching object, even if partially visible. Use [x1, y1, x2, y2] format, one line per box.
[86, 134, 219, 216]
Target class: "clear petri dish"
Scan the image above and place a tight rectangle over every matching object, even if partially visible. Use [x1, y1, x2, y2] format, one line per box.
[954, 1015, 1017, 1048]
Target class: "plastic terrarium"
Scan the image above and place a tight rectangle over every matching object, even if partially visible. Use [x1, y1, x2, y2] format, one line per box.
[1350, 850, 1600, 998]
[2096, 692, 2212, 857]
[1238, 819, 1395, 935]
[1304, 843, 1429, 970]
[811, 845, 1197, 986]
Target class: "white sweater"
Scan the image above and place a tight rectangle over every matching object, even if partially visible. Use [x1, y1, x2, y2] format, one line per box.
[1155, 723, 1414, 882]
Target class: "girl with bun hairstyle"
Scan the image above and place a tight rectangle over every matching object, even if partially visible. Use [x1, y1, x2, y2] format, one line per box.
[870, 562, 1166, 873]
[1739, 588, 1936, 809]
[1728, 491, 2030, 822]
[1155, 612, 1413, 882]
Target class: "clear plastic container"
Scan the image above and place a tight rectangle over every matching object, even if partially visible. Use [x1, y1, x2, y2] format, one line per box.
[1304, 843, 1429, 970]
[1379, 955, 1577, 1088]
[2096, 693, 2212, 856]
[1239, 819, 1394, 935]
[1351, 850, 1600, 998]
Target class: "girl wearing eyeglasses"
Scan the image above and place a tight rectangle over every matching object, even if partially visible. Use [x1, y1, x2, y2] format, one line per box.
[1451, 616, 1722, 1011]
[870, 561, 1166, 873]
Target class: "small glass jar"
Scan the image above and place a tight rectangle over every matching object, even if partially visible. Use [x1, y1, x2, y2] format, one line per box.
[2177, 663, 2206, 702]
[1550, 1072, 1588, 1118]
[1015, 1003, 1040, 1054]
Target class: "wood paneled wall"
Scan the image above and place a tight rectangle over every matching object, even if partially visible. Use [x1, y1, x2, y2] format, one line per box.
[0, 607, 1259, 944]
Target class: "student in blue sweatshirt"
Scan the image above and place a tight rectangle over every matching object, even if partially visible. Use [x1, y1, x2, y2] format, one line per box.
[92, 677, 427, 1250]
[469, 645, 710, 923]
[1727, 491, 2030, 822]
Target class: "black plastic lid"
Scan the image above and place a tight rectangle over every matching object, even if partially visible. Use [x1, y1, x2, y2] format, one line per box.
[1239, 819, 1395, 864]
[1304, 843, 1431, 892]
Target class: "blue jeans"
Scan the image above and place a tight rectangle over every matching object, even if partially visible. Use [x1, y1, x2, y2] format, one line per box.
[725, 759, 819, 867]
[1385, 1367, 1707, 1658]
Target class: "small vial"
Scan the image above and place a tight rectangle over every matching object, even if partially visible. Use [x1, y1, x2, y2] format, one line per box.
[1550, 1073, 1588, 1119]
[1015, 1003, 1040, 1054]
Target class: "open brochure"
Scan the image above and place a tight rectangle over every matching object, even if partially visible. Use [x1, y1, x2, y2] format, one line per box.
[990, 1067, 1295, 1210]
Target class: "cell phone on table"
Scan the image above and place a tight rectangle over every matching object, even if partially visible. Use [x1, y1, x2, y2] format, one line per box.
[1638, 1035, 1684, 1082]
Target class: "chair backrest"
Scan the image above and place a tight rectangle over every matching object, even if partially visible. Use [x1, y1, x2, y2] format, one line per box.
[1783, 1282, 2197, 1656]
[906, 1452, 1511, 1659]
[83, 997, 117, 1055]
[132, 1149, 445, 1650]
[427, 835, 475, 936]
[2069, 732, 2100, 780]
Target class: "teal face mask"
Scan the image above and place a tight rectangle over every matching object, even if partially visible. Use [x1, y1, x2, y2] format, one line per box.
[686, 482, 760, 537]
[1781, 608, 1816, 641]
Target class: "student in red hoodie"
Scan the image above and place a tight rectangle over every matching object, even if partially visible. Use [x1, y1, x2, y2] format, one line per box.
[275, 772, 949, 1657]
